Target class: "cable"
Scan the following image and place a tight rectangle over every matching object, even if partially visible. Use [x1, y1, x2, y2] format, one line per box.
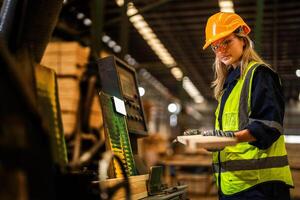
[98, 152, 131, 200]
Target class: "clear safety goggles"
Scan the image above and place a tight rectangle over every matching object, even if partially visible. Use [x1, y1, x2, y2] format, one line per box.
[211, 36, 235, 53]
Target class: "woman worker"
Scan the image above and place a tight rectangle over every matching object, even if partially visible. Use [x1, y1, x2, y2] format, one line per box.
[184, 12, 293, 199]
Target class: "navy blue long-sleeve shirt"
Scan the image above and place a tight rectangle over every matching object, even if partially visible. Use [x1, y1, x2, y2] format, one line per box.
[218, 65, 284, 149]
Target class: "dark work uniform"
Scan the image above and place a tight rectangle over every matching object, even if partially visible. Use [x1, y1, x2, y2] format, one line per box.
[218, 65, 291, 200]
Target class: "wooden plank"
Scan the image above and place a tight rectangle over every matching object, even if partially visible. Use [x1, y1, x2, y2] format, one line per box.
[40, 42, 89, 75]
[176, 135, 237, 151]
[176, 173, 217, 195]
[99, 174, 149, 200]
[61, 112, 76, 136]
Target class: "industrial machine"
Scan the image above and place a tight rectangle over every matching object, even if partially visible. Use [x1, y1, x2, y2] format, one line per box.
[0, 0, 186, 198]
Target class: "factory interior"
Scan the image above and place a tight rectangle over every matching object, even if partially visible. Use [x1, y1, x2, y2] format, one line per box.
[1, 0, 300, 199]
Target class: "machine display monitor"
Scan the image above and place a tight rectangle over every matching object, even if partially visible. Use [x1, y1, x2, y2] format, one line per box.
[116, 65, 138, 100]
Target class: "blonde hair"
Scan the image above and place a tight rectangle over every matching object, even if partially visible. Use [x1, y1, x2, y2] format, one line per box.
[212, 31, 270, 100]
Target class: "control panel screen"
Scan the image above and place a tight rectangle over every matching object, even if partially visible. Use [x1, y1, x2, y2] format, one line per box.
[117, 65, 138, 100]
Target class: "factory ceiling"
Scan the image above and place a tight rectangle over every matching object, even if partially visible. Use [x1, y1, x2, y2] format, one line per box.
[55, 0, 300, 104]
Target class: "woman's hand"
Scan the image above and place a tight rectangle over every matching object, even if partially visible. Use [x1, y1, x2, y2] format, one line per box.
[183, 129, 235, 137]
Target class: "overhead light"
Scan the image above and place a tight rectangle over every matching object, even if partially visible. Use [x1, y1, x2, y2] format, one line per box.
[127, 3, 138, 16]
[140, 68, 151, 79]
[129, 15, 143, 23]
[102, 35, 110, 43]
[170, 114, 178, 127]
[168, 103, 181, 114]
[113, 45, 122, 53]
[171, 67, 183, 81]
[138, 86, 145, 97]
[108, 40, 116, 48]
[185, 105, 203, 121]
[219, 0, 233, 8]
[183, 76, 205, 103]
[128, 58, 136, 65]
[117, 2, 177, 68]
[194, 96, 204, 103]
[140, 30, 155, 40]
[124, 54, 131, 60]
[116, 0, 124, 6]
[219, 0, 235, 13]
[296, 69, 300, 77]
[133, 20, 147, 29]
[76, 13, 85, 20]
[146, 38, 161, 47]
[168, 103, 177, 113]
[220, 7, 234, 13]
[83, 18, 92, 26]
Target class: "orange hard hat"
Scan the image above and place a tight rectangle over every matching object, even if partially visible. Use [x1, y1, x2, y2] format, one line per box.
[203, 12, 251, 50]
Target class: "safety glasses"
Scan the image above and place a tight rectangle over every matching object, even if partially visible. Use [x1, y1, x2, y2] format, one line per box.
[211, 36, 235, 53]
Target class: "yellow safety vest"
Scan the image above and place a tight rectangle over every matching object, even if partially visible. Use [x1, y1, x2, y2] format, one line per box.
[214, 61, 293, 195]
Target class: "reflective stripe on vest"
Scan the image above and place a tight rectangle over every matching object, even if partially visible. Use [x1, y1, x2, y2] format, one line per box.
[248, 118, 284, 133]
[238, 63, 258, 129]
[213, 155, 288, 173]
[213, 61, 294, 195]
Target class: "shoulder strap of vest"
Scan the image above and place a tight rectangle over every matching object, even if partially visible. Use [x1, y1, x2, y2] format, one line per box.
[238, 61, 261, 130]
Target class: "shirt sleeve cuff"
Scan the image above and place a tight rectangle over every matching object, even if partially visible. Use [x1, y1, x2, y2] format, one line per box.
[245, 121, 281, 149]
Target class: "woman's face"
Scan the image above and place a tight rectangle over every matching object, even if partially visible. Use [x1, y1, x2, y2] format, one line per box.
[211, 33, 245, 68]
